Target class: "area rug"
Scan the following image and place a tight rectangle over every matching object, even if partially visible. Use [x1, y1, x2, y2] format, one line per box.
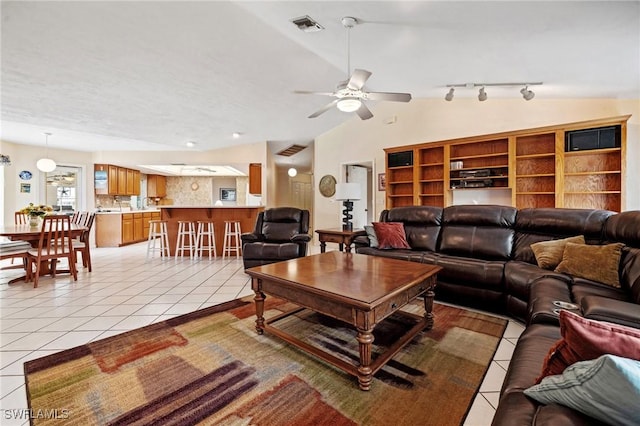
[24, 296, 507, 425]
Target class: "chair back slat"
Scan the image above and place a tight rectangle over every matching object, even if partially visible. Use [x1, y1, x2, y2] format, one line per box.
[39, 215, 73, 256]
[15, 212, 28, 225]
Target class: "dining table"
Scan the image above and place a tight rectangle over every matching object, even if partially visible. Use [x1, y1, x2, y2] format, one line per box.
[0, 223, 87, 284]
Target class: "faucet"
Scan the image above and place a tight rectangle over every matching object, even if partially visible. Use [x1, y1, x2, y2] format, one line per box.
[114, 196, 123, 212]
[141, 197, 149, 210]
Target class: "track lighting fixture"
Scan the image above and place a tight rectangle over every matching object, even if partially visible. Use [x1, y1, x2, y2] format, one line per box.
[478, 87, 487, 102]
[444, 88, 454, 101]
[444, 82, 542, 101]
[520, 86, 535, 101]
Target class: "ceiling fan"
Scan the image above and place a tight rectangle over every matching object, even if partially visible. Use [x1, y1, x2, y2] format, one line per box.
[295, 16, 411, 120]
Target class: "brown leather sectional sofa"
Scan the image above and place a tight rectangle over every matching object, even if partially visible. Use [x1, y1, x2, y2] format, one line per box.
[354, 205, 640, 425]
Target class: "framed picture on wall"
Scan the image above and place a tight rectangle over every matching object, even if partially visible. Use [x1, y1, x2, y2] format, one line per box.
[220, 188, 236, 201]
[20, 183, 31, 193]
[378, 173, 386, 191]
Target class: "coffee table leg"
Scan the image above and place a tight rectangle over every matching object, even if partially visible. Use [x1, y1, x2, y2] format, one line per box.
[423, 285, 435, 330]
[356, 327, 374, 391]
[253, 279, 265, 335]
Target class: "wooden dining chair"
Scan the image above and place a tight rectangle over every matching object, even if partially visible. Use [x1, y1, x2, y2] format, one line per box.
[15, 212, 28, 225]
[26, 215, 78, 288]
[73, 212, 95, 272]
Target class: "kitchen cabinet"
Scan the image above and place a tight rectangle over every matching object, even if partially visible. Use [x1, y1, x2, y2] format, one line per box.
[147, 174, 167, 198]
[94, 164, 141, 196]
[249, 163, 262, 195]
[96, 211, 160, 247]
[385, 115, 629, 212]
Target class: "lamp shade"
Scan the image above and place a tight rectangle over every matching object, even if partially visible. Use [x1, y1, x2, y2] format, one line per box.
[36, 158, 57, 172]
[334, 182, 361, 201]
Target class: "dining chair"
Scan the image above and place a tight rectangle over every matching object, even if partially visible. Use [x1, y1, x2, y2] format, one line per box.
[26, 215, 78, 288]
[8, 212, 29, 267]
[73, 212, 95, 272]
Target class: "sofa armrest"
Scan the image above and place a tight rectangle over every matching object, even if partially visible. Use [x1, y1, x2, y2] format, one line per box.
[241, 233, 262, 243]
[291, 233, 311, 243]
[353, 235, 370, 247]
[581, 295, 640, 329]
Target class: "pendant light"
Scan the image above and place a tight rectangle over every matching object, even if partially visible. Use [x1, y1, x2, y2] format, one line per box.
[36, 132, 57, 172]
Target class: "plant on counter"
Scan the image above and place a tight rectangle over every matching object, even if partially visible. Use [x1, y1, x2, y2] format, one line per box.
[20, 203, 54, 218]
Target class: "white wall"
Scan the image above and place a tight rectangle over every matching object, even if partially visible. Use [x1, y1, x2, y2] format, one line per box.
[314, 98, 640, 232]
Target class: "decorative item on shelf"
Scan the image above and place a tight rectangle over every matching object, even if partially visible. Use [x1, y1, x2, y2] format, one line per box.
[36, 133, 57, 172]
[0, 154, 11, 166]
[334, 182, 361, 231]
[319, 174, 337, 197]
[20, 203, 53, 227]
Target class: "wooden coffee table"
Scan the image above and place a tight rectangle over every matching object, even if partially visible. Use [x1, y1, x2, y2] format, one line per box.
[246, 252, 441, 390]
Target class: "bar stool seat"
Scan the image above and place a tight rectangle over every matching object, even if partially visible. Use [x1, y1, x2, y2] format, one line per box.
[146, 220, 170, 259]
[195, 221, 217, 259]
[223, 220, 242, 259]
[175, 220, 196, 259]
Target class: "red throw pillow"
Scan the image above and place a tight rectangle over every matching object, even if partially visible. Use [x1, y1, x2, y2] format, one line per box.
[536, 310, 640, 383]
[372, 222, 411, 250]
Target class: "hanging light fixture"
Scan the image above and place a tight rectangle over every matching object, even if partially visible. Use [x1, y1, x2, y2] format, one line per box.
[444, 82, 542, 101]
[36, 133, 57, 172]
[336, 97, 362, 112]
[287, 167, 298, 177]
[0, 154, 10, 166]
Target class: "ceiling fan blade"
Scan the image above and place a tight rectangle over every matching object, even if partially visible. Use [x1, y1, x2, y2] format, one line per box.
[347, 69, 372, 90]
[308, 99, 339, 118]
[294, 90, 335, 96]
[366, 92, 412, 102]
[355, 103, 373, 120]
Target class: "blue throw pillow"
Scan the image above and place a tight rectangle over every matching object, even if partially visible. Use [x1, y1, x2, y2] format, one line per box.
[364, 225, 379, 248]
[524, 354, 640, 426]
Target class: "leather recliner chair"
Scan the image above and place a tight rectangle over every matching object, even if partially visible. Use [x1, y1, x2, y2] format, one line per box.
[241, 207, 311, 269]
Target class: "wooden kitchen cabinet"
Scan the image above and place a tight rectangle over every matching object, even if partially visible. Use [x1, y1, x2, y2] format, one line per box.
[147, 174, 167, 198]
[133, 213, 144, 241]
[117, 168, 127, 195]
[94, 164, 141, 196]
[121, 213, 134, 244]
[249, 163, 262, 195]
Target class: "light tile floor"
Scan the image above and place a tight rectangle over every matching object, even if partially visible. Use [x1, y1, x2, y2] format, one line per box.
[0, 242, 524, 425]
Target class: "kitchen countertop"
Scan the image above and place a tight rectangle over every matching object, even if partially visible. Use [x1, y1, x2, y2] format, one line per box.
[95, 209, 160, 214]
[157, 205, 264, 209]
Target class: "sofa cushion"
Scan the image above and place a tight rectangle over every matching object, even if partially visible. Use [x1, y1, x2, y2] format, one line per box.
[383, 206, 442, 251]
[537, 311, 640, 382]
[555, 242, 624, 288]
[434, 254, 506, 290]
[372, 222, 411, 249]
[505, 261, 570, 302]
[439, 205, 516, 261]
[530, 235, 585, 270]
[512, 208, 614, 264]
[525, 355, 640, 426]
[363, 225, 379, 248]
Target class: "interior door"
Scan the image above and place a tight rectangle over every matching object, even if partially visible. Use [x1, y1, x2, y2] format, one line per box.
[346, 165, 370, 229]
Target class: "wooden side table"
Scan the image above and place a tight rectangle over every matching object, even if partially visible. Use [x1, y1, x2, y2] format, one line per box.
[315, 228, 366, 253]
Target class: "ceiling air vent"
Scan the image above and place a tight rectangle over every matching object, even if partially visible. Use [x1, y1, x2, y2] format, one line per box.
[276, 144, 307, 157]
[291, 15, 324, 33]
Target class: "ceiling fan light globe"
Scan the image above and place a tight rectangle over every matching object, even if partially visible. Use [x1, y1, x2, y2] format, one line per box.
[37, 158, 57, 172]
[337, 98, 362, 112]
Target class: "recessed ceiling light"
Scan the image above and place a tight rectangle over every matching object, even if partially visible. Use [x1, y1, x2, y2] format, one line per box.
[232, 132, 241, 139]
[186, 141, 195, 148]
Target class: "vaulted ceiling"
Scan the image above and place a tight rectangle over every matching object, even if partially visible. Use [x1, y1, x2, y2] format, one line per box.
[2, 1, 638, 164]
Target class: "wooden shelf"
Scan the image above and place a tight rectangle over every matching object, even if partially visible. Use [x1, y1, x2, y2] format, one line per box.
[385, 115, 628, 211]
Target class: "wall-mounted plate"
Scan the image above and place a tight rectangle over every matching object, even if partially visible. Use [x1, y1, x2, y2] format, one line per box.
[19, 170, 33, 180]
[191, 182, 199, 191]
[319, 174, 336, 197]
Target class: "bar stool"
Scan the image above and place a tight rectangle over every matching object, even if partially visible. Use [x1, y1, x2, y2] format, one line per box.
[175, 221, 197, 259]
[195, 221, 217, 259]
[223, 220, 242, 259]
[146, 220, 170, 259]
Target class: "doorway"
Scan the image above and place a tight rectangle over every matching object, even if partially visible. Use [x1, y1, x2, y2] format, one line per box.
[343, 162, 374, 229]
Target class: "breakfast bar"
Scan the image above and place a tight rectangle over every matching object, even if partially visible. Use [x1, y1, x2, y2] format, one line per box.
[159, 206, 264, 256]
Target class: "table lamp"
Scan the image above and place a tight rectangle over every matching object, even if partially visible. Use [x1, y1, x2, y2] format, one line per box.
[334, 183, 361, 231]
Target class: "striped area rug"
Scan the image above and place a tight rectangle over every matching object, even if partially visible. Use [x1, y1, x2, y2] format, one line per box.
[24, 296, 507, 425]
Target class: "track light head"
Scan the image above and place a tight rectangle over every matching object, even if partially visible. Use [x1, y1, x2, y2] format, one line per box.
[478, 87, 487, 102]
[444, 88, 454, 101]
[520, 86, 535, 101]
